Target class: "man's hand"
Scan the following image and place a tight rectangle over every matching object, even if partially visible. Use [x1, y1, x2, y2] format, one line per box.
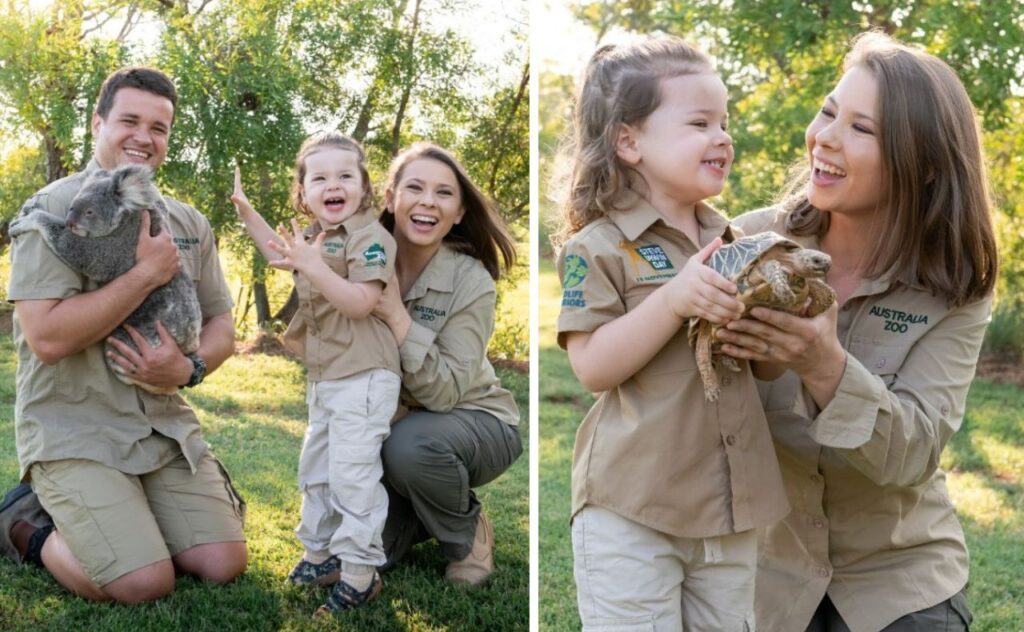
[132, 210, 180, 290]
[106, 321, 192, 388]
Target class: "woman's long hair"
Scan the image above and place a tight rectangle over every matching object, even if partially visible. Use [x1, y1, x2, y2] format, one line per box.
[380, 142, 516, 280]
[782, 31, 997, 306]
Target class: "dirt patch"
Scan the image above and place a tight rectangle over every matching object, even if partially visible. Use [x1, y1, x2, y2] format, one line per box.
[0, 307, 11, 336]
[975, 352, 1024, 387]
[491, 357, 529, 373]
[235, 332, 294, 358]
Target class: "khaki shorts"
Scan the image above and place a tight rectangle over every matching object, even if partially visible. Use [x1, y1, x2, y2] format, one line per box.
[30, 449, 246, 587]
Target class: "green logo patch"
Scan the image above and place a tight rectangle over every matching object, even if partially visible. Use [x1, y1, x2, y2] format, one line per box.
[563, 254, 588, 288]
[363, 243, 386, 267]
[635, 244, 673, 270]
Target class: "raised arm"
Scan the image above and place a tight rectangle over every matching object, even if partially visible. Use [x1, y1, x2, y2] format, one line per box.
[231, 165, 285, 263]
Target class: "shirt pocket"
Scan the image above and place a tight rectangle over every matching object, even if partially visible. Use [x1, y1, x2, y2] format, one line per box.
[178, 250, 203, 284]
[847, 336, 914, 387]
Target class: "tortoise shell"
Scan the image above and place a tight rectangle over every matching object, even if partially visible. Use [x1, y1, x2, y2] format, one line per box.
[706, 231, 801, 284]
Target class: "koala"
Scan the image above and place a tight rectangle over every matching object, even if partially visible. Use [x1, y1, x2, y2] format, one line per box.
[9, 165, 202, 395]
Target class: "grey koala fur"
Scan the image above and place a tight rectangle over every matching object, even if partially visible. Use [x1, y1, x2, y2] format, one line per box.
[9, 165, 202, 394]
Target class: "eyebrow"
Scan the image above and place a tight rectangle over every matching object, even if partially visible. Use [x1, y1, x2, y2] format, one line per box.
[826, 95, 876, 123]
[686, 109, 728, 116]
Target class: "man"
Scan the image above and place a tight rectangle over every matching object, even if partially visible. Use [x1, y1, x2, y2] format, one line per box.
[0, 67, 246, 603]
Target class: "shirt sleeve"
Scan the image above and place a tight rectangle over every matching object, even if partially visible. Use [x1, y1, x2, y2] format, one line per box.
[192, 209, 233, 319]
[7, 193, 83, 302]
[808, 296, 992, 487]
[555, 229, 626, 349]
[346, 225, 394, 285]
[398, 273, 495, 412]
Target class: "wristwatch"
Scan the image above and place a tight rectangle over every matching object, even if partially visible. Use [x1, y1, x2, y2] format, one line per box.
[182, 353, 207, 388]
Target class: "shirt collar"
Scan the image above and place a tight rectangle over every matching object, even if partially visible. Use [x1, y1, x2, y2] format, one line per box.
[404, 244, 457, 302]
[606, 189, 734, 245]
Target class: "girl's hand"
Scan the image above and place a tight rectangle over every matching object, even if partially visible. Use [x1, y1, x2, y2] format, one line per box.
[662, 237, 745, 323]
[372, 273, 412, 344]
[230, 165, 255, 218]
[717, 302, 844, 378]
[268, 218, 324, 274]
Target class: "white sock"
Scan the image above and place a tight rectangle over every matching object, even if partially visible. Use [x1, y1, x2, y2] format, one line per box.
[340, 561, 375, 591]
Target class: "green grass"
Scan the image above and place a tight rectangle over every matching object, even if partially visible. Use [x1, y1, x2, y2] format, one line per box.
[538, 258, 1024, 631]
[0, 332, 529, 631]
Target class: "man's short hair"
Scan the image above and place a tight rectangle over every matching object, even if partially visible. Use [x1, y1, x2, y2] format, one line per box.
[95, 67, 177, 122]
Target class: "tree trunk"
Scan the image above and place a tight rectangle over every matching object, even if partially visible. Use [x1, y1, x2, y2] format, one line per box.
[487, 62, 529, 197]
[273, 288, 299, 323]
[389, 0, 422, 156]
[253, 280, 271, 326]
[43, 134, 67, 183]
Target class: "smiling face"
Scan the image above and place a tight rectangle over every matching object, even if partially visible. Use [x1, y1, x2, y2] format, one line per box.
[297, 148, 365, 228]
[617, 72, 733, 210]
[92, 87, 174, 171]
[386, 157, 465, 251]
[805, 65, 885, 218]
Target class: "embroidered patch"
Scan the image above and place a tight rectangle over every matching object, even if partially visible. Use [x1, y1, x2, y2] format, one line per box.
[634, 244, 673, 270]
[563, 254, 588, 288]
[413, 305, 446, 322]
[173, 236, 200, 252]
[561, 289, 585, 308]
[363, 243, 386, 267]
[869, 304, 929, 334]
[323, 237, 344, 255]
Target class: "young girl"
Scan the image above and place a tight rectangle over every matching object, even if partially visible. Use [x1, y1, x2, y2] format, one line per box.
[555, 38, 789, 630]
[232, 131, 400, 615]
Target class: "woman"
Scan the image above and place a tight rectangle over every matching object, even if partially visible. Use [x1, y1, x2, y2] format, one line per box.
[373, 142, 522, 586]
[716, 32, 997, 631]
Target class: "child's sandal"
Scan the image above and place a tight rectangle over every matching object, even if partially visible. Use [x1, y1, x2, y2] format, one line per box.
[286, 556, 341, 586]
[314, 572, 383, 616]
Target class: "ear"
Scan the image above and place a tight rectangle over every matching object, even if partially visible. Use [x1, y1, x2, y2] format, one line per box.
[91, 111, 103, 138]
[615, 123, 642, 165]
[115, 165, 158, 210]
[383, 188, 394, 214]
[454, 204, 466, 225]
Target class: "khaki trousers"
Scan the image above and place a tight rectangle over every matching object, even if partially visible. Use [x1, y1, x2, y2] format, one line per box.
[573, 505, 757, 632]
[295, 369, 400, 566]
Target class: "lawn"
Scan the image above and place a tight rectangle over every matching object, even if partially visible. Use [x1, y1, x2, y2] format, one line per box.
[538, 257, 1024, 631]
[0, 315, 529, 631]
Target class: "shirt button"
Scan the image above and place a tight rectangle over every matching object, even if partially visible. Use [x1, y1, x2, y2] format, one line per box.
[813, 519, 825, 529]
[809, 474, 822, 483]
[721, 376, 732, 386]
[941, 405, 950, 415]
[875, 358, 886, 369]
[725, 434, 736, 446]
[816, 567, 830, 577]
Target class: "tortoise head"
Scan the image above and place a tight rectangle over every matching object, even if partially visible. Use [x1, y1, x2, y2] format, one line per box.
[790, 248, 831, 277]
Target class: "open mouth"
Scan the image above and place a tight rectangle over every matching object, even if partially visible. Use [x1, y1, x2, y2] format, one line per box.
[813, 159, 847, 178]
[701, 159, 727, 169]
[124, 148, 150, 161]
[324, 197, 346, 211]
[411, 214, 438, 227]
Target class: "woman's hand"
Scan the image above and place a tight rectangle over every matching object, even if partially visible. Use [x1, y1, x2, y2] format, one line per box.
[268, 218, 324, 275]
[717, 302, 847, 406]
[373, 273, 412, 344]
[230, 165, 255, 218]
[662, 237, 745, 324]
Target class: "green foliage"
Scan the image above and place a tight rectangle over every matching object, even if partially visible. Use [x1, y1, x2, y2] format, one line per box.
[0, 144, 45, 224]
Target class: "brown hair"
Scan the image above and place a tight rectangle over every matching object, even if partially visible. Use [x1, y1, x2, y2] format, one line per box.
[290, 131, 373, 219]
[554, 36, 714, 246]
[95, 67, 177, 123]
[380, 142, 516, 280]
[782, 31, 997, 306]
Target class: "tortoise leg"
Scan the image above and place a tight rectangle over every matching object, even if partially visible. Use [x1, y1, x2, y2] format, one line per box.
[806, 279, 837, 317]
[721, 355, 741, 372]
[759, 259, 796, 304]
[696, 327, 720, 401]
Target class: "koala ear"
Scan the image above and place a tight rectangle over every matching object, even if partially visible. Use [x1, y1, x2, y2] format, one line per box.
[114, 165, 159, 210]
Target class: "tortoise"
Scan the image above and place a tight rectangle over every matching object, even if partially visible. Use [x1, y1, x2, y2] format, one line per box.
[688, 231, 836, 401]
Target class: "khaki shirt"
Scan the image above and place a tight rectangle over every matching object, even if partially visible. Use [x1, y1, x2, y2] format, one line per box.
[397, 245, 519, 427]
[555, 191, 789, 538]
[735, 207, 989, 632]
[283, 209, 399, 381]
[7, 160, 233, 480]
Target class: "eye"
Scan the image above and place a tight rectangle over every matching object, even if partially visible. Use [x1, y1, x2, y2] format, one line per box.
[853, 124, 875, 135]
[690, 120, 708, 128]
[438, 189, 453, 197]
[407, 183, 422, 192]
[312, 176, 325, 181]
[819, 107, 835, 119]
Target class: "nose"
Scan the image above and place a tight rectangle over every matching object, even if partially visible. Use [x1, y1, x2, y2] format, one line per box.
[421, 189, 436, 207]
[717, 128, 732, 147]
[813, 119, 840, 150]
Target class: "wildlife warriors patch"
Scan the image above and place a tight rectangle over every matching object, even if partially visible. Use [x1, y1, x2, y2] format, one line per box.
[363, 243, 386, 267]
[563, 254, 588, 288]
[619, 240, 675, 282]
